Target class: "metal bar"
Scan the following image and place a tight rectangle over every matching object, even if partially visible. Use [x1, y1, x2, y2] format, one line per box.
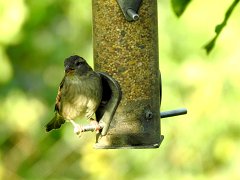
[126, 9, 139, 21]
[81, 107, 187, 132]
[160, 108, 187, 119]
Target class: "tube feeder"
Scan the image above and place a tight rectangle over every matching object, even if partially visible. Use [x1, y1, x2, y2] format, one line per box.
[92, 0, 163, 149]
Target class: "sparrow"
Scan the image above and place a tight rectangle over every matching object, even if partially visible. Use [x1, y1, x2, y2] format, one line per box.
[45, 55, 103, 135]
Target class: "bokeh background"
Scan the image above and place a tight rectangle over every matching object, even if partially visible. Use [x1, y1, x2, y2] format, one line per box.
[1, 0, 240, 179]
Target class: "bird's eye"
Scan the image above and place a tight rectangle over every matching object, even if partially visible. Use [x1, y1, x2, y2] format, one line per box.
[75, 61, 82, 66]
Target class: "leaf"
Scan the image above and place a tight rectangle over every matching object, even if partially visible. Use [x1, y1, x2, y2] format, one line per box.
[171, 0, 192, 17]
[203, 37, 217, 54]
[204, 0, 240, 54]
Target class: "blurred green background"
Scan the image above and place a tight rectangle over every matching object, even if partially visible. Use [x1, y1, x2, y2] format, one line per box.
[1, 0, 240, 179]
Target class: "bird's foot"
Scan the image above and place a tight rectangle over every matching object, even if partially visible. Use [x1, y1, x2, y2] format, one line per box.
[90, 120, 101, 134]
[69, 120, 83, 137]
[74, 125, 83, 135]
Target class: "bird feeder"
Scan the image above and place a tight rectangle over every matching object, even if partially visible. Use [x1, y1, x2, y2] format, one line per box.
[91, 0, 186, 149]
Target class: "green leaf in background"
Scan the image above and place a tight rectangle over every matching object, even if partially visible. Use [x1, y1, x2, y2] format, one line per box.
[204, 0, 240, 54]
[171, 0, 191, 17]
[204, 37, 217, 54]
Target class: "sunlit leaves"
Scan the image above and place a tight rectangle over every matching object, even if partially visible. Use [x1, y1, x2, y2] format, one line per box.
[0, 90, 46, 131]
[171, 0, 191, 17]
[0, 0, 28, 44]
[0, 0, 27, 84]
[0, 48, 13, 83]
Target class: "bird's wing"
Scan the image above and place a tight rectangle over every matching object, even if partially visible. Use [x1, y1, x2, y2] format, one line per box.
[45, 77, 65, 132]
[54, 77, 65, 112]
[45, 113, 65, 132]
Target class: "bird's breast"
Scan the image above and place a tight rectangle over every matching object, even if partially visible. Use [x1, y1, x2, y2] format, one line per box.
[60, 74, 102, 120]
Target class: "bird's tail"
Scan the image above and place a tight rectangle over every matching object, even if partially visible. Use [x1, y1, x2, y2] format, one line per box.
[45, 113, 65, 132]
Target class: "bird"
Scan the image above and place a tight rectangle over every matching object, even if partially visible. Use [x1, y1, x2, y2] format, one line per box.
[45, 55, 103, 136]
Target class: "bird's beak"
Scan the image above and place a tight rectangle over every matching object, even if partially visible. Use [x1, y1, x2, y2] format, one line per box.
[65, 65, 74, 73]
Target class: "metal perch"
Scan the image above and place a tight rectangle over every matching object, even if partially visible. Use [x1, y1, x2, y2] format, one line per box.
[80, 108, 187, 132]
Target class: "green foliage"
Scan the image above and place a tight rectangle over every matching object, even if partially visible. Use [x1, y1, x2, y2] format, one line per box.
[172, 0, 240, 54]
[204, 0, 240, 54]
[171, 0, 191, 17]
[1, 0, 240, 179]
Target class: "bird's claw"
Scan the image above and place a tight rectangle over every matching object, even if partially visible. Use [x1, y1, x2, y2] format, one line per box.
[74, 125, 83, 136]
[69, 120, 83, 137]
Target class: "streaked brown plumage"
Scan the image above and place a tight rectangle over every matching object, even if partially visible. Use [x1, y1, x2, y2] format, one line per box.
[45, 55, 102, 134]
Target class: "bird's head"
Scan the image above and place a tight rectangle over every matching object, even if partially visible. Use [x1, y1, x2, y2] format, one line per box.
[64, 55, 92, 75]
